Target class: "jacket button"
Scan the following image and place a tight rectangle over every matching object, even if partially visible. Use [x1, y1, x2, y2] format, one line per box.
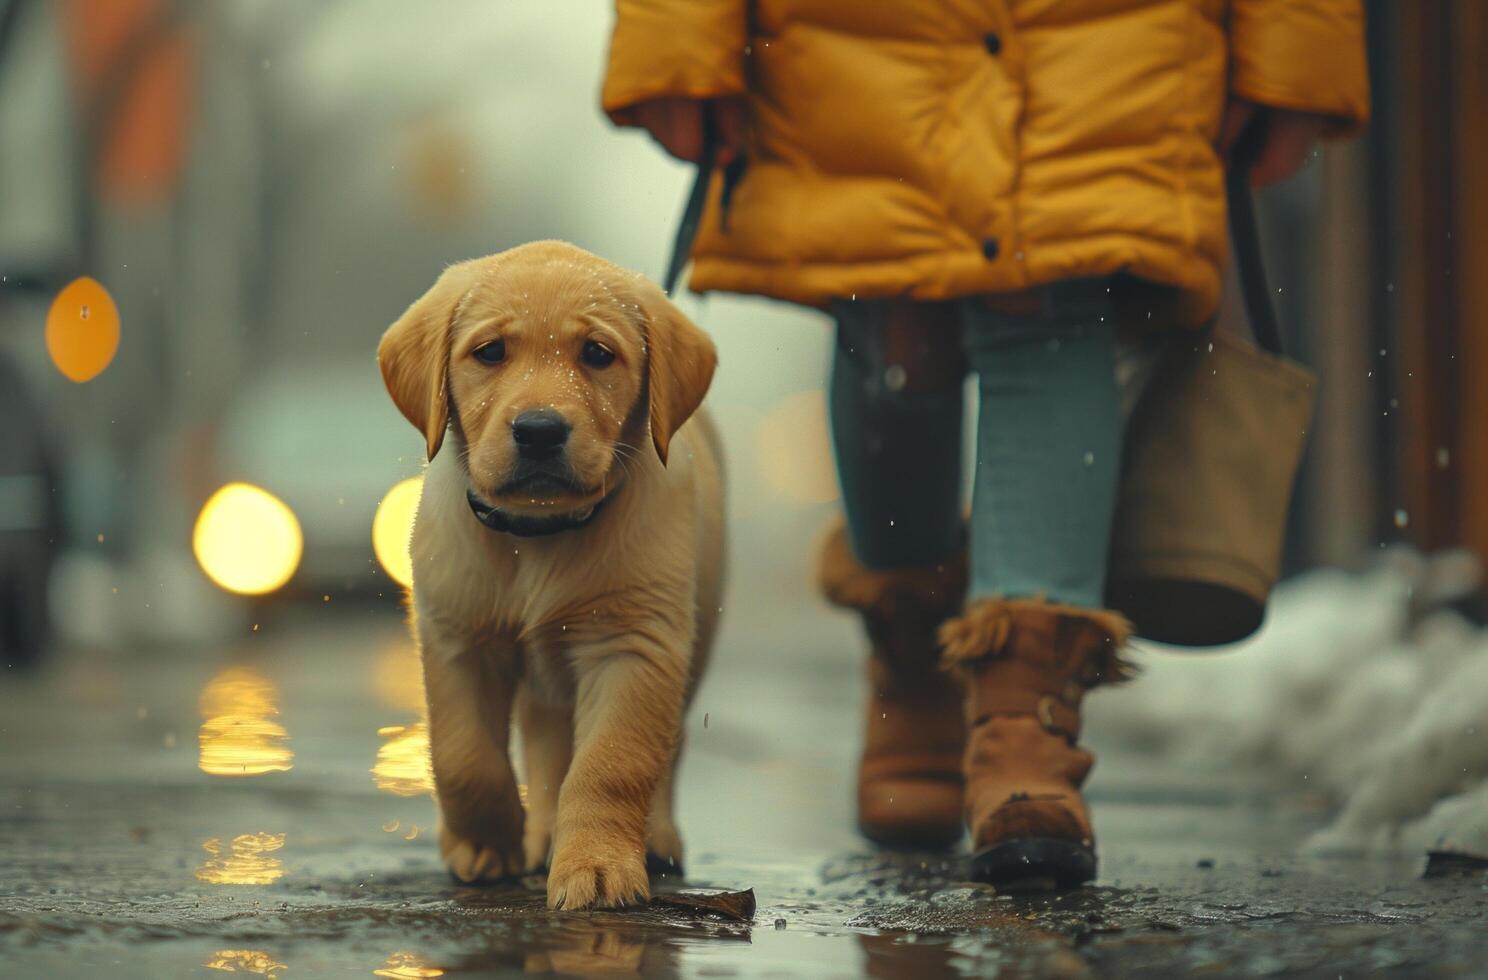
[982, 237, 1000, 260]
[983, 32, 1002, 55]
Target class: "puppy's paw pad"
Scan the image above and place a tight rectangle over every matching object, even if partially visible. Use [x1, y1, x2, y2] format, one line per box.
[546, 852, 650, 910]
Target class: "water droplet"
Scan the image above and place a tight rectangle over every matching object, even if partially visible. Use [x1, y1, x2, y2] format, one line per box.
[1394, 509, 1409, 529]
[1083, 451, 1095, 466]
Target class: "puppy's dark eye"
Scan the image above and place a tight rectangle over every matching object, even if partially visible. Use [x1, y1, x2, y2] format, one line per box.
[581, 341, 616, 368]
[472, 339, 506, 365]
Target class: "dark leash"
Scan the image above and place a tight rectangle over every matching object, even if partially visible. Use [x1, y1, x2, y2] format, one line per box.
[1225, 115, 1285, 357]
[663, 107, 746, 299]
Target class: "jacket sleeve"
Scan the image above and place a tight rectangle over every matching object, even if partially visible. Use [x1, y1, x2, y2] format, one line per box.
[601, 0, 749, 126]
[1228, 0, 1370, 130]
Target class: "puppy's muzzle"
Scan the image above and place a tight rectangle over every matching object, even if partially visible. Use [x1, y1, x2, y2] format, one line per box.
[512, 408, 570, 461]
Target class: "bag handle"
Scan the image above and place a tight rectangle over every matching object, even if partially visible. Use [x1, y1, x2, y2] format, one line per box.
[1225, 117, 1286, 356]
[665, 107, 1287, 359]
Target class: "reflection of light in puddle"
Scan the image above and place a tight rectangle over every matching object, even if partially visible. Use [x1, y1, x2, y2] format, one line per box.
[205, 949, 287, 977]
[373, 722, 434, 796]
[380, 819, 425, 840]
[198, 666, 293, 776]
[374, 641, 425, 713]
[196, 833, 286, 885]
[375, 950, 445, 978]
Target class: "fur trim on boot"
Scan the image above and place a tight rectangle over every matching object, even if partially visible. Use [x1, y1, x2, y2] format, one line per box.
[940, 598, 1136, 688]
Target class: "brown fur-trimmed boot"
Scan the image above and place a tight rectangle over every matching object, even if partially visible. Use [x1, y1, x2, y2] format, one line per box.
[940, 599, 1133, 888]
[819, 525, 967, 849]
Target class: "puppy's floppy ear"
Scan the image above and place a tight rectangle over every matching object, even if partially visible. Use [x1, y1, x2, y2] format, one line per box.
[640, 284, 717, 465]
[379, 261, 481, 460]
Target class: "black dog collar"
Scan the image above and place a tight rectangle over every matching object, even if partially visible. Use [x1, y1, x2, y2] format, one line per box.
[465, 488, 615, 538]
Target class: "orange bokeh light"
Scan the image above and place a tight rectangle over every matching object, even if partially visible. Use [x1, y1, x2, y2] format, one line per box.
[46, 276, 121, 383]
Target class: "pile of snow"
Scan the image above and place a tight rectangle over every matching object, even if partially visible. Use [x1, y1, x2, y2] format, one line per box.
[1089, 549, 1488, 857]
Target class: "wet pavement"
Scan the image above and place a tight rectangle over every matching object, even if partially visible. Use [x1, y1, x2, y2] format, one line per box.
[3, 602, 1487, 978]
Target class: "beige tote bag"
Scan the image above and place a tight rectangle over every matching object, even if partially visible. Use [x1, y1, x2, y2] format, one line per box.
[1105, 134, 1317, 646]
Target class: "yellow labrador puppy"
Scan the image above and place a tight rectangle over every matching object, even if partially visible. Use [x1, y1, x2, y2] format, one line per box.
[378, 241, 724, 910]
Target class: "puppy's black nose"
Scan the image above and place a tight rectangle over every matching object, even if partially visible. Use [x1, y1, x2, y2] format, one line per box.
[511, 409, 570, 458]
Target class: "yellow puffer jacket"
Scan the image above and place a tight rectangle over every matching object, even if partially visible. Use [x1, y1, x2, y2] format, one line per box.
[604, 0, 1368, 325]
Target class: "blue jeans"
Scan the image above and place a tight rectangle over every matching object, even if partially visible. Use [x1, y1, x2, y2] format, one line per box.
[829, 282, 1122, 609]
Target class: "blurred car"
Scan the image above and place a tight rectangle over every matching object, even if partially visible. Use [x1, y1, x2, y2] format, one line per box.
[0, 354, 62, 666]
[203, 361, 421, 598]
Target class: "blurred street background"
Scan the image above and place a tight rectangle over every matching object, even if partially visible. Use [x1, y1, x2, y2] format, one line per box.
[2, 2, 1487, 977]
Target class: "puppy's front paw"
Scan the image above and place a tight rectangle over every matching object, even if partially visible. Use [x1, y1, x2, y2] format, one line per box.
[440, 824, 524, 884]
[546, 834, 649, 910]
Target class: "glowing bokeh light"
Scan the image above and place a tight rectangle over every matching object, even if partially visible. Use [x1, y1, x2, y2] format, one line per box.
[754, 390, 840, 505]
[373, 476, 423, 589]
[46, 276, 120, 382]
[198, 666, 293, 776]
[195, 832, 286, 885]
[193, 483, 303, 596]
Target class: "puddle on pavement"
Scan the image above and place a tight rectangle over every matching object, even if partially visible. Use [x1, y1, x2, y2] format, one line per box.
[9, 637, 1488, 977]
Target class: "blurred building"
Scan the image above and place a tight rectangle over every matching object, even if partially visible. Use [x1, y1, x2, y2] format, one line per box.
[1272, 0, 1486, 619]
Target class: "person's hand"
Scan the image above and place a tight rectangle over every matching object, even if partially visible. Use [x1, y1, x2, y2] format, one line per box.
[1218, 100, 1331, 187]
[631, 97, 748, 166]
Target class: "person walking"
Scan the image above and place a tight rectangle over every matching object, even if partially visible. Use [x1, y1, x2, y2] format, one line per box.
[602, 0, 1368, 887]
